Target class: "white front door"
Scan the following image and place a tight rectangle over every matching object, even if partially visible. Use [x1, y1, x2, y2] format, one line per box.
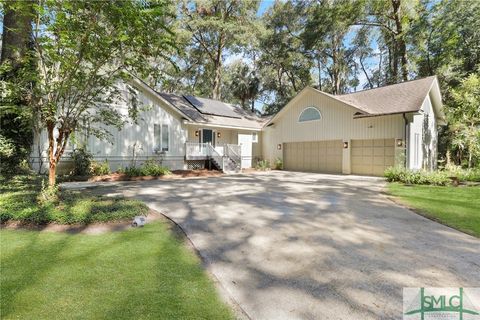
[238, 133, 253, 168]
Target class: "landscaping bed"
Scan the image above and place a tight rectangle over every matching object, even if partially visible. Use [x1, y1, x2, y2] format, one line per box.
[88, 169, 223, 182]
[0, 175, 148, 225]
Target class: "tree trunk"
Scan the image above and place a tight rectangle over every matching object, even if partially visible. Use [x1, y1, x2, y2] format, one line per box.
[251, 99, 255, 113]
[391, 0, 408, 81]
[47, 123, 57, 186]
[0, 1, 34, 67]
[212, 60, 222, 100]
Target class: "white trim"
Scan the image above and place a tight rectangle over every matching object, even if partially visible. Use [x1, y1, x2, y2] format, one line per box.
[298, 106, 322, 122]
[184, 121, 262, 131]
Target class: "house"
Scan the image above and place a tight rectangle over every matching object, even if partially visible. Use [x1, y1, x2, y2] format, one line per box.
[30, 77, 267, 174]
[262, 76, 445, 176]
[30, 76, 444, 177]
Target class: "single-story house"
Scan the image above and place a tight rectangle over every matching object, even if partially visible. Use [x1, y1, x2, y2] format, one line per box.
[30, 76, 444, 176]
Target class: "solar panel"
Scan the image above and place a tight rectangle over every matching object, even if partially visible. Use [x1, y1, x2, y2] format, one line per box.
[184, 95, 241, 119]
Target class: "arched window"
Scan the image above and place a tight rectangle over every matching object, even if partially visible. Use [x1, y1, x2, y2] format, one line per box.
[298, 107, 321, 122]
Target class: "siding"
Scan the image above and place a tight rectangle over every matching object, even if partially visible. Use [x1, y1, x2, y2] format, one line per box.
[262, 89, 405, 172]
[31, 83, 188, 173]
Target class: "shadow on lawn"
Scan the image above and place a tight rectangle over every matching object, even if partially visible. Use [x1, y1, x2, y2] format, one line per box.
[93, 171, 480, 319]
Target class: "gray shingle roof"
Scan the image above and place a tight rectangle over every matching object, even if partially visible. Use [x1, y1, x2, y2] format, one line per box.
[157, 92, 267, 129]
[335, 76, 437, 115]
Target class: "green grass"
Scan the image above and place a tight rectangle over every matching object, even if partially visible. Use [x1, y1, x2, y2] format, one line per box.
[1, 223, 233, 319]
[388, 183, 480, 237]
[0, 175, 148, 224]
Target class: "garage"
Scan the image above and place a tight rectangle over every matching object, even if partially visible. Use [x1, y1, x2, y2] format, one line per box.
[351, 139, 395, 176]
[283, 140, 343, 173]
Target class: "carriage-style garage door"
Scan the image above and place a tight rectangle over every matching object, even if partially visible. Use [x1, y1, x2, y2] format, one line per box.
[351, 139, 395, 176]
[283, 140, 343, 173]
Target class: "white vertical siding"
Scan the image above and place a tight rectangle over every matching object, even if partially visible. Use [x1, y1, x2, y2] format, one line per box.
[262, 89, 405, 167]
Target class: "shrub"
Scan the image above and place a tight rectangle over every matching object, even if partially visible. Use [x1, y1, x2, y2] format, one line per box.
[121, 160, 171, 177]
[70, 147, 93, 176]
[90, 160, 110, 176]
[255, 159, 270, 171]
[384, 167, 450, 186]
[273, 157, 283, 170]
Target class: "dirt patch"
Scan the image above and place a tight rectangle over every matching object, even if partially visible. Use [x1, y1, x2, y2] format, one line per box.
[0, 209, 165, 235]
[88, 169, 223, 182]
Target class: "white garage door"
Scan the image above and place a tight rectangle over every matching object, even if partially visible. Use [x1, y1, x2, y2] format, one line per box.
[283, 140, 343, 173]
[351, 139, 395, 176]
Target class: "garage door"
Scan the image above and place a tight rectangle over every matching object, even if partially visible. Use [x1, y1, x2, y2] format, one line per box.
[351, 139, 395, 176]
[283, 140, 343, 173]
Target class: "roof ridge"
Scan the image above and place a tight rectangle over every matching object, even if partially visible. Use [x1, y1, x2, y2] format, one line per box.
[337, 75, 436, 96]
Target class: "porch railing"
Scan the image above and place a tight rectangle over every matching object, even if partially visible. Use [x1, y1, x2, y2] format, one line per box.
[185, 142, 242, 171]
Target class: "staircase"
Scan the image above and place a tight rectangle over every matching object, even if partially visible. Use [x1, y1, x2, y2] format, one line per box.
[206, 144, 241, 173]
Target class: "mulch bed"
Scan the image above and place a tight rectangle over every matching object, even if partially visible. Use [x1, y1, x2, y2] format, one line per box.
[88, 169, 223, 182]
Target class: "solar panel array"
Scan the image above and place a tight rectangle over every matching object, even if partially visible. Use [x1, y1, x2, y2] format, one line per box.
[184, 95, 241, 119]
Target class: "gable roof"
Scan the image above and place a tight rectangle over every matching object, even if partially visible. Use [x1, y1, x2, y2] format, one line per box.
[335, 76, 438, 115]
[266, 76, 445, 127]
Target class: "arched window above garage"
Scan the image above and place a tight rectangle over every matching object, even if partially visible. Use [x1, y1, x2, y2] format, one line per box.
[298, 107, 321, 122]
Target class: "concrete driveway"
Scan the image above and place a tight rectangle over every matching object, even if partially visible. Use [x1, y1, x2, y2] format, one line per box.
[67, 171, 480, 319]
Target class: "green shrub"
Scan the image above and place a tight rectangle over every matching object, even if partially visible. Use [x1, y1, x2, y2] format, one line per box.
[384, 167, 450, 186]
[121, 160, 171, 177]
[70, 147, 92, 176]
[255, 159, 270, 171]
[90, 160, 110, 176]
[273, 157, 283, 170]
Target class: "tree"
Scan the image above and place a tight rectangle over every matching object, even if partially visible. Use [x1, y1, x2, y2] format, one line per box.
[448, 74, 480, 168]
[303, 0, 362, 94]
[180, 0, 259, 100]
[258, 1, 312, 114]
[226, 60, 260, 111]
[357, 0, 420, 83]
[14, 0, 175, 186]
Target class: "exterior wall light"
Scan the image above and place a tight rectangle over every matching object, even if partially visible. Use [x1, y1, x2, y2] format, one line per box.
[396, 139, 403, 147]
[343, 141, 349, 149]
[195, 130, 199, 137]
[217, 132, 221, 138]
[277, 144, 282, 150]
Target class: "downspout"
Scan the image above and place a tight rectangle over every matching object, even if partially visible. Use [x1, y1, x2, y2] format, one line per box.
[402, 113, 408, 168]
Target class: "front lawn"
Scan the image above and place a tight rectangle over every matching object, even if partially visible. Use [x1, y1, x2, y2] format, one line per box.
[387, 183, 480, 237]
[0, 222, 233, 319]
[0, 175, 148, 224]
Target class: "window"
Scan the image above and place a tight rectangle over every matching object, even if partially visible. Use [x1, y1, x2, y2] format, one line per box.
[299, 107, 321, 122]
[154, 124, 169, 152]
[252, 132, 258, 143]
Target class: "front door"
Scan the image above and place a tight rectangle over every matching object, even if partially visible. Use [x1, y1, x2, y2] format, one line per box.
[201, 129, 215, 146]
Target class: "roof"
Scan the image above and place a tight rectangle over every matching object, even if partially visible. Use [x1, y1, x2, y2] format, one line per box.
[134, 80, 267, 130]
[266, 76, 445, 127]
[335, 76, 438, 116]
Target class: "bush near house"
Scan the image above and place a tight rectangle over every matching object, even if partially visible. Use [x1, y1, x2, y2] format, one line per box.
[384, 166, 480, 185]
[255, 159, 270, 171]
[90, 160, 110, 176]
[119, 160, 171, 177]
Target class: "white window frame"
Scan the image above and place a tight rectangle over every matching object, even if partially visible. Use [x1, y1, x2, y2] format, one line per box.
[154, 123, 170, 153]
[298, 106, 322, 122]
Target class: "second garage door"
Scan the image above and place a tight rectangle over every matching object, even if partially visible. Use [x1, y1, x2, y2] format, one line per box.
[351, 139, 395, 176]
[283, 140, 343, 173]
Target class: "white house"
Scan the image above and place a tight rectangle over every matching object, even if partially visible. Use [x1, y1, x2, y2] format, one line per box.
[31, 76, 445, 176]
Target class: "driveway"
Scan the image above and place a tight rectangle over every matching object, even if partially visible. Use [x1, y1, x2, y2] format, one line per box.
[65, 171, 480, 319]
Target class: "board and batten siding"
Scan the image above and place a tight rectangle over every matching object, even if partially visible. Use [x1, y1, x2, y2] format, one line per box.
[262, 89, 405, 174]
[30, 83, 188, 173]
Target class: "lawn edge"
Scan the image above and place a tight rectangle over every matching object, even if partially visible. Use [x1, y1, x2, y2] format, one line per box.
[156, 209, 251, 320]
[382, 188, 479, 239]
